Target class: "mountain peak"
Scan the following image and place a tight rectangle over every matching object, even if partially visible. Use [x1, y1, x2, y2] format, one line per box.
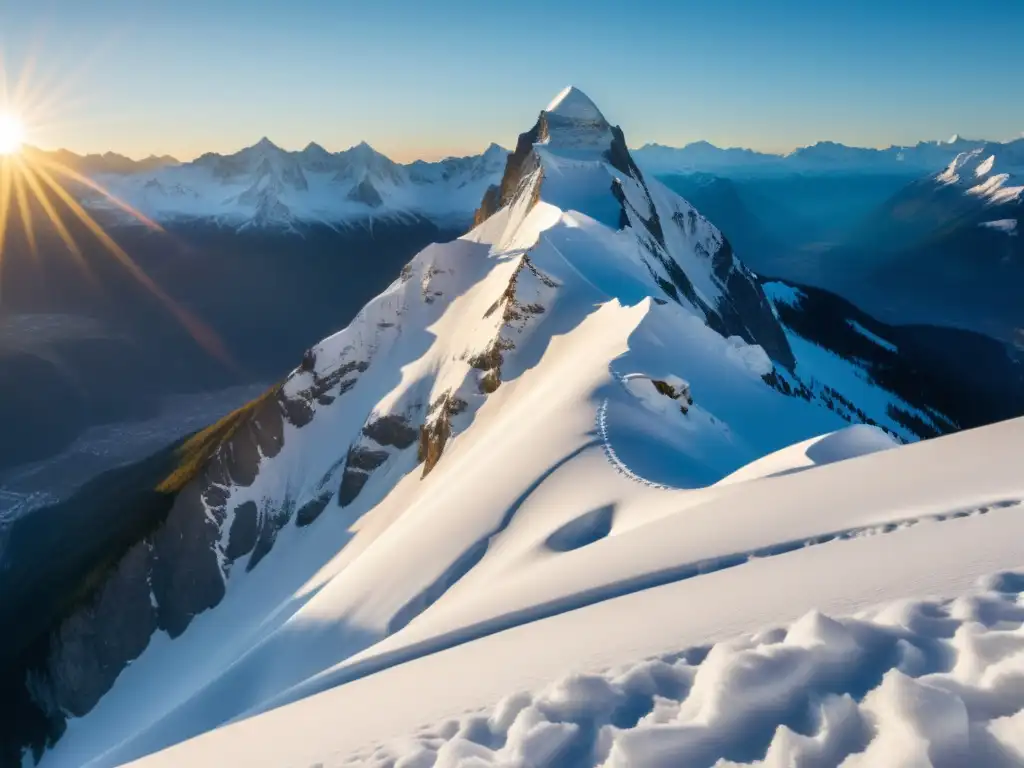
[302, 141, 329, 154]
[253, 136, 281, 151]
[544, 86, 606, 123]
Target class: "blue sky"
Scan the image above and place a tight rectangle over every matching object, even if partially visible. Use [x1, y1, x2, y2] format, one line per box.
[2, 0, 1022, 161]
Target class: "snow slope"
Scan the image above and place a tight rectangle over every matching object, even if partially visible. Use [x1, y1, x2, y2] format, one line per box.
[131, 418, 1024, 768]
[28, 88, 1021, 768]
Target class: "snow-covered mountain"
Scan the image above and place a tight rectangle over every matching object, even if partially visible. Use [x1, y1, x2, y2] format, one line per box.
[937, 139, 1024, 206]
[80, 139, 508, 231]
[5, 88, 1024, 768]
[634, 134, 996, 176]
[23, 146, 180, 176]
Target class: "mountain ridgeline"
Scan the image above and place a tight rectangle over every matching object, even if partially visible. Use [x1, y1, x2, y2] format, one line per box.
[2, 88, 1023, 768]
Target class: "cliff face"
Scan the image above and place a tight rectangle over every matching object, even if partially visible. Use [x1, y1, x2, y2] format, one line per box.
[0, 379, 340, 763]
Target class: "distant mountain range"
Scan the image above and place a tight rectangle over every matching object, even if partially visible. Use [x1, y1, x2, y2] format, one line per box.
[29, 132, 1020, 234]
[29, 140, 509, 232]
[632, 135, 1019, 176]
[657, 138, 1023, 343]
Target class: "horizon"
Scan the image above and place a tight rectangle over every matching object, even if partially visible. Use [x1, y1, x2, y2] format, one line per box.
[20, 126, 1016, 166]
[2, 0, 1023, 163]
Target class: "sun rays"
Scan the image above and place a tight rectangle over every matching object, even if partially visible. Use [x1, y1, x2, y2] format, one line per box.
[0, 113, 24, 155]
[0, 57, 231, 365]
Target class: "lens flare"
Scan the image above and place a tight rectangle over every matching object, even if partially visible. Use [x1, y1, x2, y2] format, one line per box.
[0, 114, 24, 155]
[0, 57, 231, 365]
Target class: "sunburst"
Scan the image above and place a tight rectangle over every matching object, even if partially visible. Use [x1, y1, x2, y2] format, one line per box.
[0, 56, 229, 363]
[0, 113, 24, 155]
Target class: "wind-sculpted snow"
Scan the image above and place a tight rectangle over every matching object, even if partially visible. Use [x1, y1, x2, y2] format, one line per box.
[345, 570, 1024, 768]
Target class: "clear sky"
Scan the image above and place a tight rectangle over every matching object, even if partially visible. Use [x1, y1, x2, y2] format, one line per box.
[1, 0, 1022, 162]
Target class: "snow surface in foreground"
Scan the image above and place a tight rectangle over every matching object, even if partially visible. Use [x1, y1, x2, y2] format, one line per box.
[125, 417, 1024, 768]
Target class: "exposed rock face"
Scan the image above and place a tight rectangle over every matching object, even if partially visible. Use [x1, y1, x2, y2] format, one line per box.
[472, 93, 795, 373]
[346, 177, 385, 208]
[418, 393, 466, 477]
[473, 184, 500, 226]
[474, 117, 545, 223]
[651, 377, 694, 414]
[337, 413, 421, 507]
[0, 339, 375, 763]
[709, 240, 796, 371]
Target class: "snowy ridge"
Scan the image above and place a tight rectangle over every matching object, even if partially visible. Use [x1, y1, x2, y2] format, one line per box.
[28, 88, 1024, 768]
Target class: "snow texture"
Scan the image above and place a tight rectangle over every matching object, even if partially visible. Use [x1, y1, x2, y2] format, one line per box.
[313, 571, 1024, 768]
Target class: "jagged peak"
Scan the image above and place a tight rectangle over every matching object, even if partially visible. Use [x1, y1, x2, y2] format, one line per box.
[252, 136, 282, 151]
[302, 141, 329, 155]
[346, 140, 380, 156]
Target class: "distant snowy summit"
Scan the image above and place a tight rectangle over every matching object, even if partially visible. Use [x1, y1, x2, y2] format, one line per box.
[632, 134, 1009, 176]
[70, 138, 509, 231]
[937, 138, 1024, 205]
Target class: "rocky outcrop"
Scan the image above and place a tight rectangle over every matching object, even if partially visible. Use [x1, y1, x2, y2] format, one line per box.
[346, 177, 385, 208]
[651, 376, 694, 414]
[708, 239, 796, 371]
[338, 414, 420, 507]
[474, 115, 546, 223]
[418, 393, 466, 477]
[0, 342, 374, 764]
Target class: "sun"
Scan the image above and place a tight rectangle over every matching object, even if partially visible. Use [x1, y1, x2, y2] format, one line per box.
[0, 113, 24, 155]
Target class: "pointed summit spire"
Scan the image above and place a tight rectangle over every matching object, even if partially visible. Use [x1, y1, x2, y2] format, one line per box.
[544, 86, 607, 123]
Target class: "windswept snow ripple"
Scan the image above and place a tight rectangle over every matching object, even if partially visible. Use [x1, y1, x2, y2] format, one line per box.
[345, 569, 1024, 768]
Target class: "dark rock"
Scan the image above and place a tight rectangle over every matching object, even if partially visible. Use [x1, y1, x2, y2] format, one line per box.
[225, 501, 259, 561]
[362, 415, 417, 449]
[473, 184, 501, 226]
[300, 348, 316, 372]
[474, 113, 545, 222]
[42, 542, 157, 717]
[338, 469, 371, 508]
[346, 177, 384, 208]
[279, 392, 315, 427]
[714, 245, 796, 371]
[346, 446, 390, 471]
[480, 369, 501, 394]
[295, 494, 332, 527]
[150, 482, 227, 638]
[468, 344, 505, 371]
[418, 416, 451, 477]
[247, 502, 293, 571]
